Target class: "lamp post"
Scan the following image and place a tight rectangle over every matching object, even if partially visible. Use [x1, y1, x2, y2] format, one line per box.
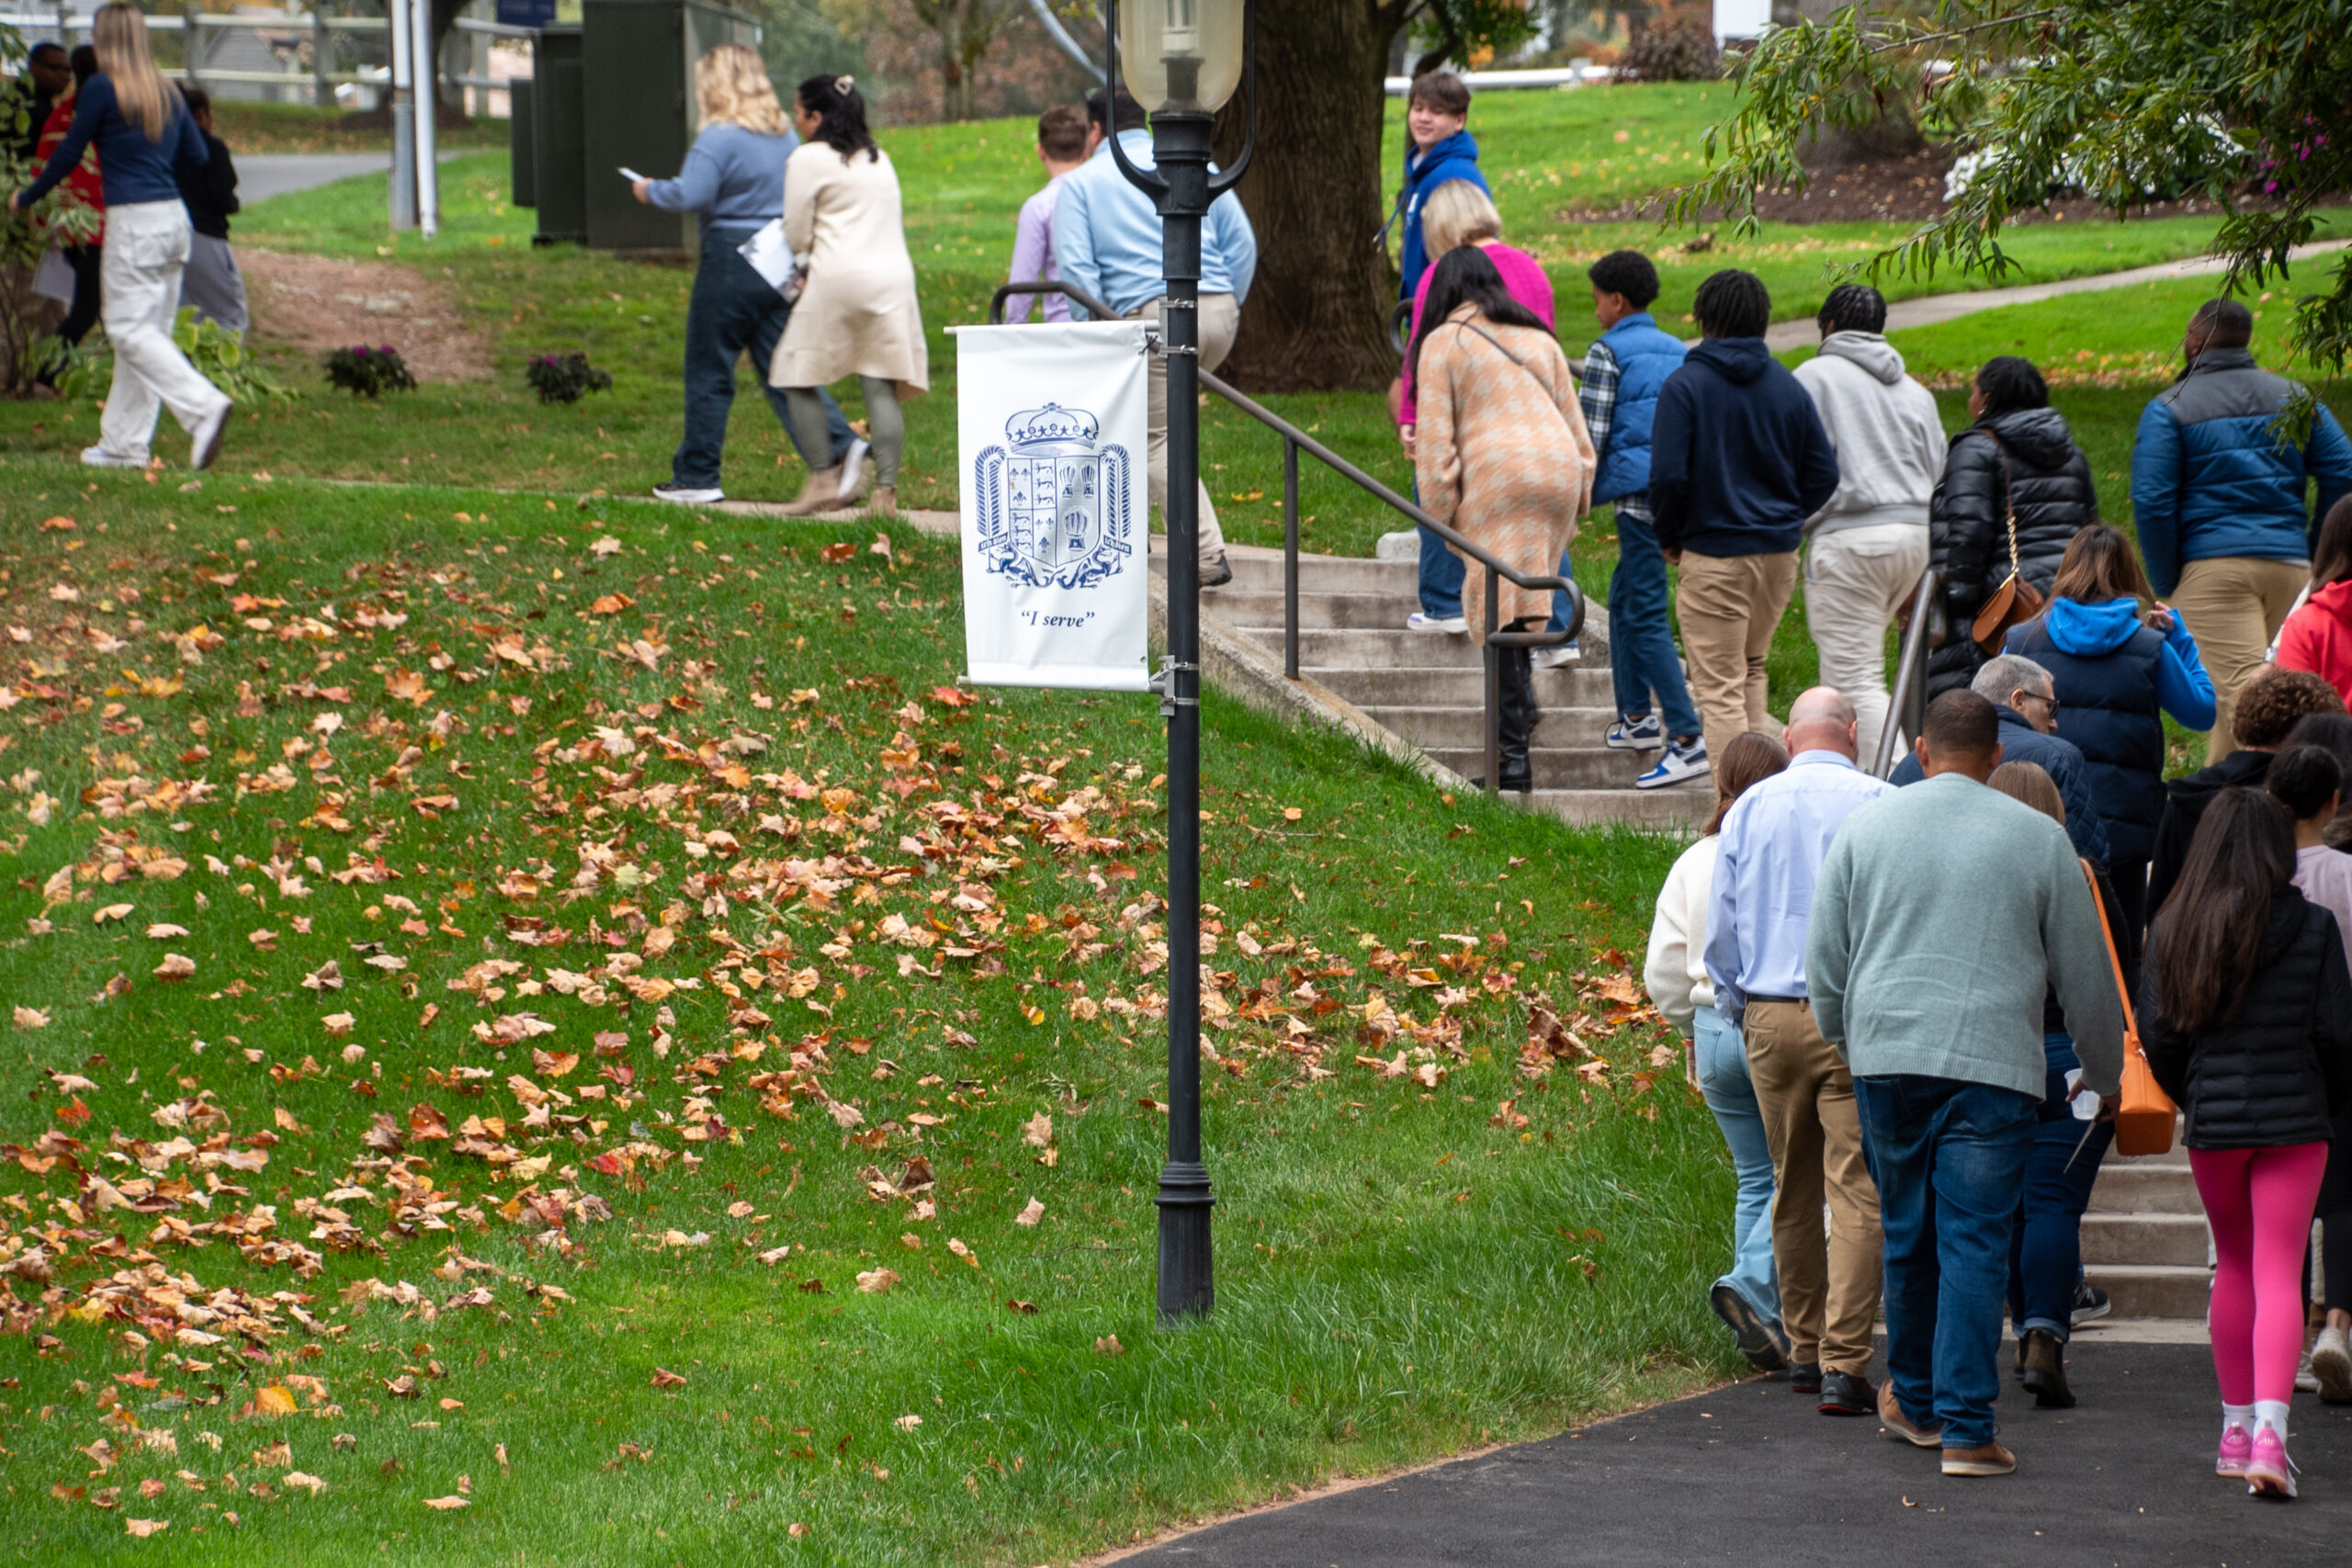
[1103, 0, 1255, 1324]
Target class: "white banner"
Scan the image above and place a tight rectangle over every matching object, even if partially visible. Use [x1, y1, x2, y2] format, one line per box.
[958, 320, 1151, 693]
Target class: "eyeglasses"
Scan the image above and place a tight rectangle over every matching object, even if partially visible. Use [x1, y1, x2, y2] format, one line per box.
[2018, 690, 2060, 714]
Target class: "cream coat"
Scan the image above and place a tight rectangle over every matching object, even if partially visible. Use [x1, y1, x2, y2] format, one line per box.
[1411, 304, 1594, 642]
[770, 142, 928, 393]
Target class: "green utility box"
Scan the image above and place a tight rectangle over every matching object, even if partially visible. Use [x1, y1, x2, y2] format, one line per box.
[514, 0, 762, 255]
[509, 76, 537, 208]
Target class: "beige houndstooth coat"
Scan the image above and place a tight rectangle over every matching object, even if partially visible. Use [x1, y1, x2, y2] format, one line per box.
[1412, 303, 1595, 644]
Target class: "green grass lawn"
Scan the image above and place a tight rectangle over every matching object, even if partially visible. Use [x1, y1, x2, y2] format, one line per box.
[0, 471, 1719, 1564]
[209, 97, 512, 156]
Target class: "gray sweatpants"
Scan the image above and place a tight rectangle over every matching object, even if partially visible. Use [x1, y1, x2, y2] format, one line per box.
[179, 233, 249, 335]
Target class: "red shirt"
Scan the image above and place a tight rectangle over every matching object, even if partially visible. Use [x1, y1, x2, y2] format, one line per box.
[36, 92, 104, 243]
[2278, 579, 2352, 705]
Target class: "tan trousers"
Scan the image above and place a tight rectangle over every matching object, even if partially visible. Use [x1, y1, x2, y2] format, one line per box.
[2171, 556, 2311, 761]
[1126, 293, 1239, 568]
[1679, 549, 1800, 765]
[1805, 523, 1931, 765]
[1743, 999, 1883, 1374]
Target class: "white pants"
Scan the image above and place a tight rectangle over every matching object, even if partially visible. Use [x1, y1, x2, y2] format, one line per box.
[97, 200, 230, 462]
[1805, 522, 1932, 763]
[1127, 293, 1239, 567]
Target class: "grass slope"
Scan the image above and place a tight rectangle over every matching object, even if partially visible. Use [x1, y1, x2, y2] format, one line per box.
[0, 471, 1718, 1564]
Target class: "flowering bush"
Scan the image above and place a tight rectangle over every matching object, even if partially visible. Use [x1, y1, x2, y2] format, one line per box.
[525, 351, 613, 406]
[323, 344, 417, 398]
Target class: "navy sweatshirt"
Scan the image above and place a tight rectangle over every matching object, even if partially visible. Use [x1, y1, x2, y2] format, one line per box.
[1648, 336, 1840, 557]
[17, 74, 206, 210]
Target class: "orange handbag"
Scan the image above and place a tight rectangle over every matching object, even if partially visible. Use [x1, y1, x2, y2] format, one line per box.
[2082, 860, 2177, 1156]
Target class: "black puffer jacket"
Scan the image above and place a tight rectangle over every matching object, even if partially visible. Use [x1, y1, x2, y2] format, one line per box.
[1926, 407, 2098, 695]
[2142, 888, 2352, 1149]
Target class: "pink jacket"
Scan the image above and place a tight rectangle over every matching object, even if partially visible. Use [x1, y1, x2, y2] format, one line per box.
[1397, 241, 1555, 427]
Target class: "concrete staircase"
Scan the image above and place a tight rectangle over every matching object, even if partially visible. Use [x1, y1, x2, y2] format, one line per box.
[1188, 545, 1712, 829]
[2083, 1132, 2211, 1323]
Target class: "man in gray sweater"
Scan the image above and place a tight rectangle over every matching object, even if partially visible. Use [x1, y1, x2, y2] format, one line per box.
[1807, 690, 2122, 1480]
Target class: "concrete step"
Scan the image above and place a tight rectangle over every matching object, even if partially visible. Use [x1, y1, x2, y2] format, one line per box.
[2088, 1160, 2202, 1215]
[1214, 590, 1421, 630]
[2081, 1212, 2210, 1268]
[1427, 746, 1664, 790]
[2083, 1263, 2211, 1321]
[1157, 550, 1417, 595]
[1366, 705, 1627, 750]
[1525, 785, 1712, 829]
[1308, 665, 1621, 710]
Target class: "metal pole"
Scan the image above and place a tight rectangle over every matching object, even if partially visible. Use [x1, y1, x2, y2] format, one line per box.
[1283, 437, 1299, 682]
[411, 0, 439, 238]
[389, 0, 417, 230]
[1151, 108, 1216, 1324]
[1483, 566, 1500, 796]
[313, 10, 331, 109]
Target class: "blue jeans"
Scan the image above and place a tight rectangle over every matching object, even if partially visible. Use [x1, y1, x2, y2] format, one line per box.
[2007, 1033, 2111, 1340]
[1695, 1004, 1780, 1323]
[1856, 1073, 2040, 1450]
[674, 225, 851, 490]
[1607, 508, 1702, 740]
[1417, 521, 1465, 619]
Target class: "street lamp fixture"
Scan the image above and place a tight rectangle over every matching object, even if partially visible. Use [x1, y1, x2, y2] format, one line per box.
[1102, 0, 1254, 1324]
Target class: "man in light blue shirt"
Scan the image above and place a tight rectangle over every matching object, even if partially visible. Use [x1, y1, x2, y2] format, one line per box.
[1053, 89, 1258, 588]
[1703, 686, 1892, 1416]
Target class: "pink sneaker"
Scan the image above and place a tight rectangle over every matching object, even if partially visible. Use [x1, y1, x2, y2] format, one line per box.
[2216, 1424, 2253, 1478]
[2245, 1428, 2297, 1498]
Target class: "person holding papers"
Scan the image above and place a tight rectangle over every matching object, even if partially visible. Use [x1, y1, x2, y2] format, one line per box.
[633, 43, 860, 510]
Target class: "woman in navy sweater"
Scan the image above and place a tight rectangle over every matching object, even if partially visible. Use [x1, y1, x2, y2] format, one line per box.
[12, 3, 230, 470]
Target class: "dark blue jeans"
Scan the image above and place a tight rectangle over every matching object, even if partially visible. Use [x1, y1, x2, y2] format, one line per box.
[1418, 521, 1465, 618]
[674, 225, 851, 490]
[2007, 1034, 2112, 1340]
[1856, 1072, 2040, 1450]
[1607, 507, 1702, 740]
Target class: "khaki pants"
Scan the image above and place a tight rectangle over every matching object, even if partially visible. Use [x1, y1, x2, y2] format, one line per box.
[1679, 549, 1800, 765]
[2171, 556, 2311, 761]
[1806, 523, 1931, 765]
[1127, 293, 1239, 568]
[1743, 999, 1883, 1375]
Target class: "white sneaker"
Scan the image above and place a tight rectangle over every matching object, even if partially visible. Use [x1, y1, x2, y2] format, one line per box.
[837, 437, 871, 499]
[651, 483, 724, 505]
[1407, 611, 1468, 634]
[1531, 640, 1581, 671]
[2297, 1343, 2322, 1393]
[1635, 738, 1711, 790]
[81, 446, 147, 468]
[2314, 1325, 2352, 1404]
[188, 400, 231, 471]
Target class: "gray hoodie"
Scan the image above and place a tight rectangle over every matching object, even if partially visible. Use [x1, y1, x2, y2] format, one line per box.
[1792, 332, 1948, 538]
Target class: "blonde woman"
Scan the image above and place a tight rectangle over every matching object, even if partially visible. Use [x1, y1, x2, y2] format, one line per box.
[772, 75, 926, 518]
[632, 43, 859, 508]
[13, 3, 230, 470]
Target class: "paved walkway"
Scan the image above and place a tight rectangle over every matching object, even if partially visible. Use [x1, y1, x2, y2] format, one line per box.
[1117, 1342, 2352, 1567]
[1761, 239, 2352, 352]
[239, 151, 474, 206]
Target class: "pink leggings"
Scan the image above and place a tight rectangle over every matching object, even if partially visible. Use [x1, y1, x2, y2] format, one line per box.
[2189, 1143, 2331, 1404]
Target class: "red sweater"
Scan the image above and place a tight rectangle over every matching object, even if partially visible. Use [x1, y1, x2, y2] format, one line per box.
[36, 93, 105, 243]
[2278, 579, 2352, 703]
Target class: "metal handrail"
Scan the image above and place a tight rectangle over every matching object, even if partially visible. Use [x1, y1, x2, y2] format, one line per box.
[1873, 567, 1944, 779]
[988, 279, 1584, 796]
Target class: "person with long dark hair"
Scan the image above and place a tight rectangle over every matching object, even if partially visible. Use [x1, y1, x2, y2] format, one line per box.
[2143, 788, 2352, 1497]
[2005, 523, 2215, 933]
[1408, 243, 1594, 792]
[2276, 495, 2352, 705]
[1928, 356, 2098, 697]
[12, 5, 229, 469]
[2286, 710, 2352, 852]
[2146, 666, 2345, 919]
[769, 74, 923, 518]
[1646, 731, 1792, 1371]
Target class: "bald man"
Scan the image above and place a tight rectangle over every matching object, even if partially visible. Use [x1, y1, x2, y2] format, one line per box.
[1703, 687, 1893, 1416]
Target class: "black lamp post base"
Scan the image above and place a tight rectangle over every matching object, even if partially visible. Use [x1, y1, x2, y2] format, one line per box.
[1155, 1159, 1216, 1321]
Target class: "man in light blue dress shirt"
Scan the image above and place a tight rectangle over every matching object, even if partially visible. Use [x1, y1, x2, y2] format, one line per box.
[1053, 88, 1258, 588]
[1705, 686, 1893, 1418]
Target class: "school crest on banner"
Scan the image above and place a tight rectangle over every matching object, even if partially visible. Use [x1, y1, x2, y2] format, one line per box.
[957, 320, 1151, 693]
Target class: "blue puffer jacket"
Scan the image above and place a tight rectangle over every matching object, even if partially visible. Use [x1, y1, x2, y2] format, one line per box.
[1395, 130, 1487, 301]
[1589, 312, 1688, 505]
[2131, 348, 2352, 595]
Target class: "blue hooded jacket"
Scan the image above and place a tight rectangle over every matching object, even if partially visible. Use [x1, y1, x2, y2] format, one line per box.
[1647, 337, 1840, 558]
[1589, 312, 1689, 505]
[1395, 130, 1487, 302]
[2130, 348, 2352, 595]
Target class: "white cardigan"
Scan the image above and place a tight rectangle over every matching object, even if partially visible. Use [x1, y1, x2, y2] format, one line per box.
[1644, 834, 1716, 1036]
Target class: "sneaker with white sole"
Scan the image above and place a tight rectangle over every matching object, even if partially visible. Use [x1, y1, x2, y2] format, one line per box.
[1407, 611, 1468, 634]
[2070, 1281, 2110, 1327]
[2313, 1325, 2352, 1404]
[1531, 640, 1580, 671]
[1635, 738, 1709, 789]
[2245, 1427, 2297, 1497]
[651, 483, 724, 505]
[1606, 715, 1665, 751]
[188, 400, 231, 471]
[81, 446, 147, 469]
[837, 436, 870, 499]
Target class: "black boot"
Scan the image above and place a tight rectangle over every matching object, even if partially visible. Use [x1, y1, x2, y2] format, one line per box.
[1498, 644, 1536, 793]
[2020, 1328, 2075, 1408]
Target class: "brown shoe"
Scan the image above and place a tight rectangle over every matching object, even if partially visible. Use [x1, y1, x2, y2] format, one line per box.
[779, 465, 848, 517]
[864, 485, 898, 517]
[1941, 1440, 2017, 1477]
[1879, 1380, 1942, 1448]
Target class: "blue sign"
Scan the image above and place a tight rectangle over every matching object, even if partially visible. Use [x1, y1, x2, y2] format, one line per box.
[495, 0, 558, 28]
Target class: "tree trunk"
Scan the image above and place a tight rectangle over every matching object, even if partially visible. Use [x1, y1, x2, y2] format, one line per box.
[1213, 0, 1402, 392]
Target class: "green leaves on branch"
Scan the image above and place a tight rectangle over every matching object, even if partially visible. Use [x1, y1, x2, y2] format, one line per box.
[1674, 1, 2352, 376]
